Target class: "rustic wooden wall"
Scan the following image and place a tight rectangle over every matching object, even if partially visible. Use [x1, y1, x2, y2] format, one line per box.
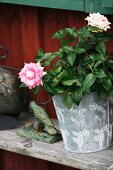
[0, 149, 78, 170]
[0, 4, 87, 118]
[0, 3, 113, 170]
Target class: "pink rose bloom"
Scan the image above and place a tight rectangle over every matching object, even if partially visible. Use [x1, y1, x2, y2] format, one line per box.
[19, 62, 46, 89]
[85, 12, 111, 31]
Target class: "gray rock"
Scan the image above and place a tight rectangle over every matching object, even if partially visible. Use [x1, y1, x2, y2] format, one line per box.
[0, 115, 18, 130]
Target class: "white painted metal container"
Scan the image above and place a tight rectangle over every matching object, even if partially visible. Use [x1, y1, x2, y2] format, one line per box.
[53, 92, 113, 153]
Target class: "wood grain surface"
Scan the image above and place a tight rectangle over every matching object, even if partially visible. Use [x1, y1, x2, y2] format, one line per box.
[0, 122, 113, 170]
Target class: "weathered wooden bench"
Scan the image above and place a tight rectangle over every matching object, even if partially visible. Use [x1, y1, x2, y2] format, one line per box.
[0, 117, 113, 170]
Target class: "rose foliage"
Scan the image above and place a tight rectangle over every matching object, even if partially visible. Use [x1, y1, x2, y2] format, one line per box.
[19, 13, 113, 108]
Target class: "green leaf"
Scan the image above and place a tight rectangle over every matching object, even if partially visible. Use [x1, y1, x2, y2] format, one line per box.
[51, 78, 60, 87]
[65, 28, 76, 35]
[72, 89, 82, 106]
[43, 61, 51, 66]
[96, 42, 106, 54]
[62, 79, 77, 86]
[77, 76, 84, 84]
[32, 86, 40, 94]
[82, 73, 96, 92]
[61, 36, 74, 46]
[63, 94, 73, 108]
[67, 67, 74, 75]
[38, 48, 44, 57]
[88, 26, 103, 32]
[77, 66, 86, 75]
[108, 72, 113, 80]
[37, 52, 53, 63]
[19, 83, 27, 88]
[62, 76, 81, 87]
[62, 46, 74, 53]
[56, 60, 65, 66]
[50, 69, 56, 76]
[54, 87, 64, 94]
[57, 70, 68, 79]
[54, 66, 62, 73]
[67, 52, 76, 65]
[65, 28, 78, 37]
[54, 51, 60, 56]
[92, 53, 105, 61]
[52, 29, 67, 39]
[107, 59, 113, 69]
[74, 79, 82, 87]
[102, 79, 112, 91]
[51, 70, 68, 87]
[84, 88, 91, 94]
[97, 33, 113, 42]
[42, 74, 50, 82]
[107, 59, 113, 65]
[43, 53, 52, 60]
[81, 58, 92, 65]
[94, 61, 103, 68]
[96, 70, 106, 78]
[48, 54, 56, 63]
[44, 84, 54, 94]
[75, 48, 86, 54]
[58, 49, 64, 58]
[76, 27, 87, 35]
[98, 87, 108, 100]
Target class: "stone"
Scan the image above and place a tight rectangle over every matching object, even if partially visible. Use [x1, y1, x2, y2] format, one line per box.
[0, 115, 18, 130]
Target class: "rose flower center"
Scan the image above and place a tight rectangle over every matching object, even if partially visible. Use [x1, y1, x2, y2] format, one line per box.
[26, 70, 35, 79]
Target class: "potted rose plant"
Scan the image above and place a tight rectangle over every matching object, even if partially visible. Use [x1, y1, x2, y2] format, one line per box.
[19, 13, 113, 153]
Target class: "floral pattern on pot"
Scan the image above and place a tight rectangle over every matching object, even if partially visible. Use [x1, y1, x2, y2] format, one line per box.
[53, 92, 113, 153]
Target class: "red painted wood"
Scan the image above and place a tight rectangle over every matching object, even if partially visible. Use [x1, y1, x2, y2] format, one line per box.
[19, 6, 40, 63]
[0, 5, 24, 68]
[48, 162, 79, 170]
[0, 149, 78, 170]
[0, 149, 48, 170]
[0, 4, 113, 170]
[106, 15, 113, 54]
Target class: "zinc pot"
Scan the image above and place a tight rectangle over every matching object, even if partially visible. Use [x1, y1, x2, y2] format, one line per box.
[53, 92, 113, 153]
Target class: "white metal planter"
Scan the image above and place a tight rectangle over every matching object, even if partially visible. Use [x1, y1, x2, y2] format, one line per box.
[53, 92, 113, 153]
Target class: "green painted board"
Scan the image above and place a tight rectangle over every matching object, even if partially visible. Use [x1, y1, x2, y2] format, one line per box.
[101, 0, 113, 8]
[0, 0, 85, 11]
[0, 0, 113, 14]
[85, 0, 113, 14]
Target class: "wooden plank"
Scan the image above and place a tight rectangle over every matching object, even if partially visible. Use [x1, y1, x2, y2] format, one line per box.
[19, 6, 40, 63]
[101, 0, 113, 8]
[85, 0, 113, 14]
[0, 6, 22, 68]
[0, 149, 48, 170]
[0, 0, 85, 12]
[1, 0, 113, 14]
[0, 122, 113, 170]
[0, 5, 24, 69]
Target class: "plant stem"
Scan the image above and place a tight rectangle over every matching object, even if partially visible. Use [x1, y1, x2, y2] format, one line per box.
[88, 64, 93, 73]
